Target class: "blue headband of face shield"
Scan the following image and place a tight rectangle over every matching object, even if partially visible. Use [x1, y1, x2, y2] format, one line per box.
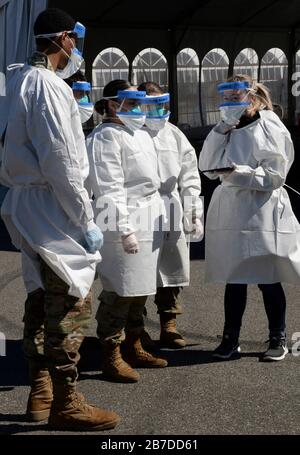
[72, 81, 91, 91]
[116, 90, 146, 115]
[140, 93, 170, 118]
[217, 81, 250, 92]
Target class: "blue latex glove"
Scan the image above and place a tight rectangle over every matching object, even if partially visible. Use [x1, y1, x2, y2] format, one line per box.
[83, 222, 104, 253]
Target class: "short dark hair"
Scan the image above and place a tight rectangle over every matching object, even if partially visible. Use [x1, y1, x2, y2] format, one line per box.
[64, 70, 87, 88]
[95, 80, 132, 115]
[34, 8, 75, 37]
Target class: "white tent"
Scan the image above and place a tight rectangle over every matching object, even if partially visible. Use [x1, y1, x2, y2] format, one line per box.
[0, 0, 47, 77]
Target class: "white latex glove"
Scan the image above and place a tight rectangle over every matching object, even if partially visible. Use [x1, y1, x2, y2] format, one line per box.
[121, 233, 139, 254]
[190, 218, 204, 241]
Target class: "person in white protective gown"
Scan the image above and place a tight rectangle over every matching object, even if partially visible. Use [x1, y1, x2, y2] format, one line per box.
[199, 74, 300, 362]
[64, 70, 94, 126]
[86, 80, 168, 384]
[0, 8, 119, 431]
[137, 81, 204, 350]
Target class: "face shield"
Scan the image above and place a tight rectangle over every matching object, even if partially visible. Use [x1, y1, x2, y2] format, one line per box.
[72, 22, 85, 56]
[35, 21, 86, 56]
[72, 81, 93, 123]
[141, 93, 170, 118]
[72, 81, 91, 104]
[116, 90, 146, 115]
[217, 81, 251, 125]
[114, 90, 147, 132]
[140, 93, 170, 131]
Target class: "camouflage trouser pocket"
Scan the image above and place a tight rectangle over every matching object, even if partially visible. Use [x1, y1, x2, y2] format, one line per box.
[39, 260, 92, 380]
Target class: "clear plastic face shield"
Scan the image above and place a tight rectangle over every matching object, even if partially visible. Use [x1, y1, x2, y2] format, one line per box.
[104, 90, 147, 132]
[140, 93, 170, 131]
[72, 22, 85, 56]
[115, 90, 146, 116]
[72, 81, 91, 104]
[217, 81, 251, 125]
[35, 22, 86, 79]
[35, 21, 86, 56]
[72, 81, 93, 123]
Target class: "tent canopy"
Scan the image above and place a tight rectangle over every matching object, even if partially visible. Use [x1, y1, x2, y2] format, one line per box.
[48, 0, 300, 63]
[49, 0, 300, 31]
[48, 0, 300, 125]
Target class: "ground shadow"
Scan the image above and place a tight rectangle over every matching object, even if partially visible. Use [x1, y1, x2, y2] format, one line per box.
[0, 339, 27, 387]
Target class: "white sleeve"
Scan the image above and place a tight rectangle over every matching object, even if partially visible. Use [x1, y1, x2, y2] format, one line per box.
[26, 79, 94, 230]
[177, 131, 203, 220]
[87, 127, 134, 236]
[198, 126, 231, 180]
[225, 117, 294, 191]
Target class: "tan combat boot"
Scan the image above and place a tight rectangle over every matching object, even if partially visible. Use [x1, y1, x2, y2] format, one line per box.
[160, 313, 187, 349]
[48, 383, 120, 431]
[123, 333, 168, 368]
[101, 342, 140, 383]
[26, 366, 53, 422]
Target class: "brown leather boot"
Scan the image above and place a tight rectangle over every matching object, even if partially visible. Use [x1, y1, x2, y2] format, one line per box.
[26, 367, 53, 422]
[102, 343, 140, 383]
[48, 383, 120, 431]
[160, 313, 187, 349]
[123, 333, 168, 368]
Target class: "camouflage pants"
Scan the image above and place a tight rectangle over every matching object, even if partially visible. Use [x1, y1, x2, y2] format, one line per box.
[154, 286, 183, 314]
[23, 259, 92, 384]
[96, 290, 147, 345]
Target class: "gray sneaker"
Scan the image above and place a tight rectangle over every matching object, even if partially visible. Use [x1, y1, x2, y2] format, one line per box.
[262, 337, 288, 361]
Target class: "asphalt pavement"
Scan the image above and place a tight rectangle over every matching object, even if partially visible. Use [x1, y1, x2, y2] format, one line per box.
[0, 246, 300, 436]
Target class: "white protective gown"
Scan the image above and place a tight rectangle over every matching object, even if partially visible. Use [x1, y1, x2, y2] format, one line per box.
[0, 64, 100, 299]
[146, 123, 203, 287]
[87, 122, 164, 297]
[199, 110, 300, 284]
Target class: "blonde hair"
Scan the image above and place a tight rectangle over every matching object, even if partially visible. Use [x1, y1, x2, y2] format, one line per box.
[227, 74, 273, 113]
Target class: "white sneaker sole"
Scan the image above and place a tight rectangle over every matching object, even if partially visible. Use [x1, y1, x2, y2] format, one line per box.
[262, 346, 288, 361]
[212, 346, 241, 360]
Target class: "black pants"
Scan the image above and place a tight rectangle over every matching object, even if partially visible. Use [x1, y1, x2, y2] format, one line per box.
[224, 283, 286, 339]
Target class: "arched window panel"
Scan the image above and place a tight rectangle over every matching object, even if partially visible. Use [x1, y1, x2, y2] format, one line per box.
[234, 48, 259, 80]
[177, 48, 200, 128]
[92, 48, 129, 123]
[260, 48, 288, 119]
[132, 48, 168, 92]
[201, 48, 229, 125]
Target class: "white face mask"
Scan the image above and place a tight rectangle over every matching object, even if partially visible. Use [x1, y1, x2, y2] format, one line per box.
[56, 48, 83, 79]
[116, 113, 146, 132]
[50, 37, 84, 79]
[78, 103, 94, 123]
[145, 116, 169, 131]
[219, 104, 248, 126]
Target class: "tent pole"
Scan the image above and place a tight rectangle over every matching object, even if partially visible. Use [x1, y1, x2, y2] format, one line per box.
[168, 28, 178, 125]
[288, 28, 296, 126]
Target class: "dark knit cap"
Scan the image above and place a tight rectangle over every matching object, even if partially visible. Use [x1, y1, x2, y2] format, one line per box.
[34, 8, 75, 36]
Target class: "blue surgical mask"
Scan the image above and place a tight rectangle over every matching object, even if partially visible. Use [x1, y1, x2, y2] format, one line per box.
[147, 107, 166, 118]
[78, 95, 89, 105]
